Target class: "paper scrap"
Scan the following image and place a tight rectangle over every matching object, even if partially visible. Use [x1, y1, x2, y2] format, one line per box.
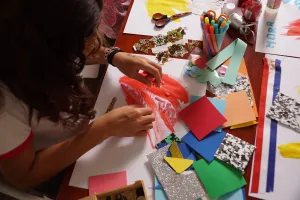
[155, 176, 167, 200]
[164, 156, 193, 173]
[147, 145, 206, 200]
[182, 131, 226, 162]
[192, 57, 208, 69]
[217, 188, 246, 200]
[179, 96, 227, 141]
[168, 143, 192, 158]
[156, 133, 182, 149]
[214, 133, 256, 173]
[207, 75, 254, 106]
[206, 39, 247, 85]
[88, 171, 127, 196]
[278, 143, 300, 159]
[230, 121, 258, 129]
[193, 159, 246, 199]
[222, 91, 256, 128]
[186, 66, 223, 87]
[169, 142, 184, 158]
[267, 92, 300, 133]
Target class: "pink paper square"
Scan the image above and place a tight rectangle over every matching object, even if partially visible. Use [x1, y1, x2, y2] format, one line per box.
[88, 171, 127, 196]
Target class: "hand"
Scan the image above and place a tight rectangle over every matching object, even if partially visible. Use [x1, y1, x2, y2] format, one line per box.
[112, 52, 162, 86]
[103, 105, 155, 137]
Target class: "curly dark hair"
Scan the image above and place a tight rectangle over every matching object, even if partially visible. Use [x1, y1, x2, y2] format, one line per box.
[0, 0, 103, 125]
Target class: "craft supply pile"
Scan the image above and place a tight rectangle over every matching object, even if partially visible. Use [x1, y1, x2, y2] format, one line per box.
[70, 0, 300, 199]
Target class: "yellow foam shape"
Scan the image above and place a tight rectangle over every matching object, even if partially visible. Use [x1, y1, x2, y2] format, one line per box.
[169, 142, 183, 158]
[164, 156, 193, 173]
[278, 143, 300, 159]
[230, 121, 258, 129]
[146, 0, 189, 22]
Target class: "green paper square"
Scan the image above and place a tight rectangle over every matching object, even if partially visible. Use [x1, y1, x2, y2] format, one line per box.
[193, 159, 246, 199]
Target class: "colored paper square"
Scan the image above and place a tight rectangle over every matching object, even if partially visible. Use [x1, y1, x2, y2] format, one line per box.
[155, 176, 167, 200]
[155, 133, 182, 149]
[179, 96, 227, 140]
[214, 133, 256, 172]
[182, 131, 226, 162]
[88, 171, 127, 196]
[222, 91, 256, 128]
[218, 188, 245, 200]
[190, 96, 226, 132]
[193, 159, 246, 199]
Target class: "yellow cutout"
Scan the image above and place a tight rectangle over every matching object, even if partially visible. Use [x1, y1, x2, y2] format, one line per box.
[169, 142, 183, 158]
[296, 86, 300, 95]
[164, 156, 193, 173]
[278, 143, 300, 159]
[230, 121, 258, 129]
[146, 0, 189, 22]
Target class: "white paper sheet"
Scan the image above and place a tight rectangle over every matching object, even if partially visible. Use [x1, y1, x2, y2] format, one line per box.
[255, 0, 300, 57]
[124, 0, 208, 40]
[69, 55, 206, 197]
[249, 55, 300, 200]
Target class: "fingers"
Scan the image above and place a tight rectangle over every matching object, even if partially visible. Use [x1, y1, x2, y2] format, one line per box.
[148, 60, 162, 79]
[140, 114, 155, 124]
[133, 74, 151, 86]
[137, 107, 153, 116]
[135, 130, 147, 135]
[144, 64, 162, 86]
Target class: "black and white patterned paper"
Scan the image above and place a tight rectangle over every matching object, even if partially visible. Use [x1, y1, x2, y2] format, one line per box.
[267, 92, 300, 133]
[207, 75, 254, 106]
[214, 133, 256, 172]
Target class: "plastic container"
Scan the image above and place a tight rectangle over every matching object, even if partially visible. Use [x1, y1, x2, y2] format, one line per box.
[266, 0, 282, 13]
[202, 30, 226, 57]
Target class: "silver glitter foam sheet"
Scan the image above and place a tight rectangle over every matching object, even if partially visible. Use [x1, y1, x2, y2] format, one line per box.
[207, 75, 254, 106]
[147, 145, 206, 200]
[214, 133, 256, 173]
[267, 92, 300, 133]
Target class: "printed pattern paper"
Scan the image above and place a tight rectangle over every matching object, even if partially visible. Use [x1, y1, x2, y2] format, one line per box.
[207, 75, 253, 106]
[267, 92, 300, 133]
[215, 133, 256, 172]
[155, 133, 182, 149]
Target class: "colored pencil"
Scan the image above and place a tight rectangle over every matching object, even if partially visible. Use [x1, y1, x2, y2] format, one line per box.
[210, 25, 218, 53]
[204, 23, 215, 55]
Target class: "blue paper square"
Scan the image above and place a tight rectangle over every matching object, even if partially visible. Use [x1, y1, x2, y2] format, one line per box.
[218, 188, 245, 200]
[155, 176, 167, 200]
[182, 131, 226, 162]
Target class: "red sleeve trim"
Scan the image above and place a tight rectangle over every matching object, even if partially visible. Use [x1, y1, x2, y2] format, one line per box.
[0, 132, 34, 160]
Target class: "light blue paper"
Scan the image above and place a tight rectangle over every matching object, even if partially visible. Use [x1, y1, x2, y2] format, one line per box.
[155, 176, 167, 200]
[218, 188, 245, 200]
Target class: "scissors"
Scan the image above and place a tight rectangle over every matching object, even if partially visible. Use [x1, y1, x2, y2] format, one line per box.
[152, 12, 192, 28]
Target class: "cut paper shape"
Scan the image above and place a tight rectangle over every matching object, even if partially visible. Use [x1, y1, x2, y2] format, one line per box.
[278, 143, 300, 159]
[182, 131, 226, 162]
[192, 57, 208, 69]
[146, 0, 189, 22]
[296, 86, 300, 95]
[179, 96, 227, 140]
[88, 171, 127, 196]
[230, 121, 258, 129]
[282, 19, 300, 40]
[267, 92, 300, 133]
[222, 91, 256, 128]
[164, 156, 193, 173]
[214, 133, 256, 173]
[155, 176, 167, 200]
[156, 133, 182, 149]
[190, 96, 226, 132]
[147, 145, 206, 200]
[217, 188, 245, 200]
[167, 142, 192, 158]
[207, 74, 254, 106]
[206, 39, 247, 85]
[169, 142, 184, 158]
[120, 74, 189, 146]
[193, 159, 246, 199]
[186, 66, 223, 87]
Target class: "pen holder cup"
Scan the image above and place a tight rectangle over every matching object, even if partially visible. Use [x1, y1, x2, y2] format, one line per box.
[202, 30, 226, 57]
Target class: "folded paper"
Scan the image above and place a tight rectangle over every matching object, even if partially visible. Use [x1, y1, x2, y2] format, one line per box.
[267, 92, 300, 133]
[214, 133, 256, 172]
[147, 145, 206, 200]
[193, 159, 246, 199]
[182, 131, 226, 162]
[206, 39, 247, 85]
[164, 157, 193, 173]
[179, 96, 227, 141]
[222, 91, 256, 128]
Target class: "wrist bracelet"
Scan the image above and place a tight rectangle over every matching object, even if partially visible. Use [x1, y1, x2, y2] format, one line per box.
[105, 47, 123, 66]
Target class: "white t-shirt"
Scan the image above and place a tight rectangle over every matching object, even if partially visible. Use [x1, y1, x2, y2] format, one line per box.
[0, 85, 86, 160]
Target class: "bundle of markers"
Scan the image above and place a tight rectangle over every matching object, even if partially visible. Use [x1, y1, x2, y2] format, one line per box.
[201, 10, 231, 57]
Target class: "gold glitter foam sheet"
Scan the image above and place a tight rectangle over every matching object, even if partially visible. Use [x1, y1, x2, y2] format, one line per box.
[147, 145, 207, 200]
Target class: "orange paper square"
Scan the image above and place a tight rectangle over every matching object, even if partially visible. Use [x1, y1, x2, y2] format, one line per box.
[222, 91, 256, 128]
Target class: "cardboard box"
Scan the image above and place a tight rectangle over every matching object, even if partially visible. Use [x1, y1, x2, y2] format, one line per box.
[79, 180, 148, 200]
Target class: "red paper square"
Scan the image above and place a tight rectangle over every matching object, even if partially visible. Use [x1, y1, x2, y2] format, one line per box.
[193, 57, 208, 69]
[88, 171, 127, 196]
[179, 96, 227, 140]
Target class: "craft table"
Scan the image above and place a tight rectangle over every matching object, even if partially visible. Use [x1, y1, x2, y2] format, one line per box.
[57, 0, 264, 199]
